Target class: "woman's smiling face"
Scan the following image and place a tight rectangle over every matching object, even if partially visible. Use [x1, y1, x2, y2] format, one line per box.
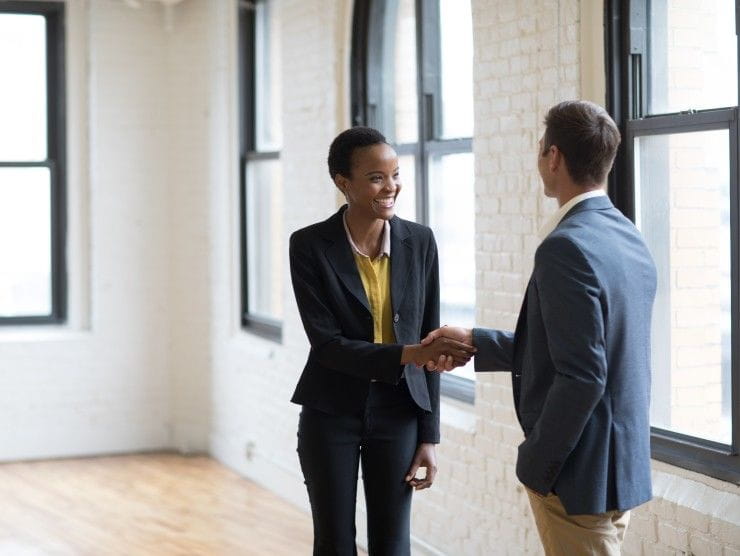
[336, 143, 401, 220]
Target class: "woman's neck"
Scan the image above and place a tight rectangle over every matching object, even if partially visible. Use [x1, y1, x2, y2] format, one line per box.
[345, 207, 385, 258]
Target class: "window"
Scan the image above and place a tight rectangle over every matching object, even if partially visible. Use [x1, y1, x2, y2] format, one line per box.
[607, 0, 739, 482]
[0, 2, 65, 325]
[239, 0, 282, 341]
[352, 0, 476, 402]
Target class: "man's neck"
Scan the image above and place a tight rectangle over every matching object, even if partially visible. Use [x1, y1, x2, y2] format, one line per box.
[556, 182, 605, 207]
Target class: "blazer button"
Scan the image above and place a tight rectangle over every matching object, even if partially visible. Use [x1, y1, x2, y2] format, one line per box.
[393, 313, 399, 323]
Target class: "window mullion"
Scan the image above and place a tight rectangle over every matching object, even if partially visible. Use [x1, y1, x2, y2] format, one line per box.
[365, 0, 388, 131]
[628, 0, 647, 119]
[49, 6, 66, 322]
[731, 106, 740, 455]
[238, 6, 256, 155]
[415, 0, 441, 225]
[417, 0, 441, 143]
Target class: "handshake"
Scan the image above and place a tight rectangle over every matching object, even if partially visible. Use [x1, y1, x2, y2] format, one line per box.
[403, 326, 476, 371]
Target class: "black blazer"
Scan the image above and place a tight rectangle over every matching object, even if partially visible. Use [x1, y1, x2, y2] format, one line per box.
[289, 205, 441, 443]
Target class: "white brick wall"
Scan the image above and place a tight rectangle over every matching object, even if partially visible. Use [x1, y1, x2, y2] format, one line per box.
[0, 1, 737, 555]
[164, 0, 215, 454]
[0, 0, 174, 461]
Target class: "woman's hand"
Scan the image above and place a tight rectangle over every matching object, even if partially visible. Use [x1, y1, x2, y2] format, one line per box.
[405, 443, 437, 490]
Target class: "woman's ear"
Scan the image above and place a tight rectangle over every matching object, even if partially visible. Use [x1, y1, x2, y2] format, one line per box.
[334, 174, 349, 198]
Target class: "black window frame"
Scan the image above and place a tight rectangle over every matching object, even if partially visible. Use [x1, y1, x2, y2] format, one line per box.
[352, 0, 475, 404]
[607, 0, 740, 484]
[238, 0, 282, 342]
[0, 1, 66, 326]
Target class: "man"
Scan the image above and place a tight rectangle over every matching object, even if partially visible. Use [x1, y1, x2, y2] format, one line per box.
[424, 100, 657, 554]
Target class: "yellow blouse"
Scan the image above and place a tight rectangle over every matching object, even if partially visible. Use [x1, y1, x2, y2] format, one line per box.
[343, 213, 396, 344]
[353, 253, 396, 344]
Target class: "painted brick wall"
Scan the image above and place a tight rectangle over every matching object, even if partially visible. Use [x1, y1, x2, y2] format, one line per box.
[0, 0, 174, 461]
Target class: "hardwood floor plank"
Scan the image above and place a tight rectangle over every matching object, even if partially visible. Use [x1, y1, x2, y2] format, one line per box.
[0, 453, 339, 555]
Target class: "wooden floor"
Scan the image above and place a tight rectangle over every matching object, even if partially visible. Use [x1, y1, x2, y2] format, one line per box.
[0, 453, 351, 555]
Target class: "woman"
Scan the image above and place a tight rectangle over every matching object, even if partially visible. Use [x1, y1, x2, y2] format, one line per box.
[289, 127, 475, 555]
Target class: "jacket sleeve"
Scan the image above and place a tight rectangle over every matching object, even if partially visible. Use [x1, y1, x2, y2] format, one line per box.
[472, 328, 515, 372]
[417, 232, 441, 443]
[289, 231, 405, 384]
[515, 235, 607, 495]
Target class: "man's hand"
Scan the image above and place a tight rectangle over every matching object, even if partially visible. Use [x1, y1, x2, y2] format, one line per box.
[421, 326, 474, 371]
[405, 443, 437, 490]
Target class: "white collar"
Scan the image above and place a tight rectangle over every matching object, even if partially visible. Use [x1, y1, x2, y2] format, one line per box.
[538, 189, 607, 241]
[342, 212, 391, 259]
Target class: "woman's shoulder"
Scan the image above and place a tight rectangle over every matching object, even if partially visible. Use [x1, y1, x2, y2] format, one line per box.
[290, 210, 343, 246]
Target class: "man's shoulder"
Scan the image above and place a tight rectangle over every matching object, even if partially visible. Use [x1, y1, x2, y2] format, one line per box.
[537, 228, 587, 260]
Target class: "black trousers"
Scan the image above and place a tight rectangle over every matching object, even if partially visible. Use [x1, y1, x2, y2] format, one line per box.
[297, 380, 419, 556]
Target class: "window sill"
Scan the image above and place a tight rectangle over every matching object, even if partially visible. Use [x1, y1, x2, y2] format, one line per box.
[440, 373, 475, 404]
[651, 462, 740, 526]
[0, 326, 90, 344]
[440, 397, 477, 433]
[651, 429, 740, 485]
[241, 314, 282, 343]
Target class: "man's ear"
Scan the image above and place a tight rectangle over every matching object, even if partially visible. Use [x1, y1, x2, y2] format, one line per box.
[548, 145, 562, 173]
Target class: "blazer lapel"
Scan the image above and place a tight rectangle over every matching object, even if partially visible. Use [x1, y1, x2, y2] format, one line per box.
[511, 279, 531, 421]
[323, 208, 371, 313]
[390, 217, 412, 316]
[513, 279, 531, 344]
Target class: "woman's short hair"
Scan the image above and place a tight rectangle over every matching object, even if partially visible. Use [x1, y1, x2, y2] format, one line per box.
[542, 101, 621, 185]
[327, 126, 388, 180]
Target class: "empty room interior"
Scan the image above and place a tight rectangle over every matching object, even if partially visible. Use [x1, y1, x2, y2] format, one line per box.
[0, 0, 739, 554]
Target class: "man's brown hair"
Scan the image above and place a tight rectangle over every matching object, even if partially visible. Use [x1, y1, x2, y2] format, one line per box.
[542, 100, 621, 186]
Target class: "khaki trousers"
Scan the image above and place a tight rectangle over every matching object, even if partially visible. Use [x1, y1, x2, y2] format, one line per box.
[526, 488, 630, 555]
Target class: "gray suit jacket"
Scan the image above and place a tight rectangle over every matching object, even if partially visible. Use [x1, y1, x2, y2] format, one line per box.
[474, 196, 657, 515]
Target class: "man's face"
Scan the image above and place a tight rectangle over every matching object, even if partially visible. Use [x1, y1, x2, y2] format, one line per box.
[537, 135, 555, 198]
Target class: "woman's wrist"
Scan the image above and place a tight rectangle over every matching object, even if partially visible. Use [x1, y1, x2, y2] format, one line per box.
[401, 344, 422, 365]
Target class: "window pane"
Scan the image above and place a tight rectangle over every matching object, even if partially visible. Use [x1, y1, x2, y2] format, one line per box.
[246, 158, 283, 320]
[0, 168, 51, 316]
[648, 0, 737, 115]
[634, 130, 731, 445]
[428, 151, 475, 380]
[0, 14, 47, 161]
[255, 0, 282, 151]
[439, 0, 473, 139]
[394, 154, 416, 222]
[391, 0, 418, 144]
